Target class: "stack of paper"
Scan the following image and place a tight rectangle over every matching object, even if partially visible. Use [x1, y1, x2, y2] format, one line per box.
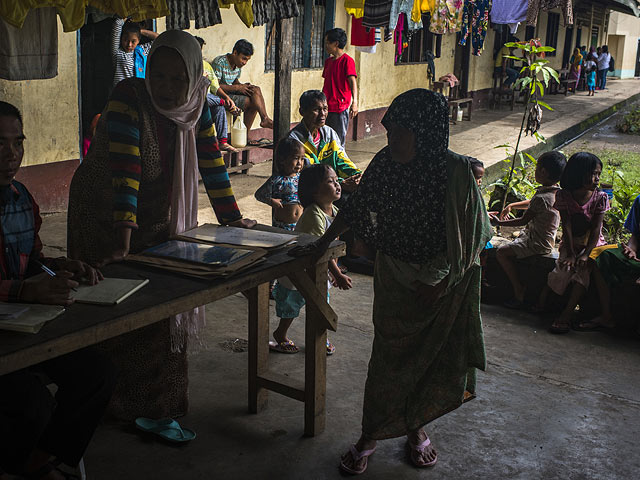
[0, 303, 65, 333]
[71, 278, 150, 305]
[175, 224, 297, 250]
[127, 240, 267, 279]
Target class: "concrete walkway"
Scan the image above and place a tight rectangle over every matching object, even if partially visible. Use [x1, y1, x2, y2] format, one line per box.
[34, 78, 640, 479]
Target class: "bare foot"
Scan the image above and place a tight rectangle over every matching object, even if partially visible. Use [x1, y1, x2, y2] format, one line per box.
[549, 317, 571, 334]
[219, 143, 240, 153]
[407, 428, 437, 467]
[578, 315, 615, 330]
[260, 117, 274, 129]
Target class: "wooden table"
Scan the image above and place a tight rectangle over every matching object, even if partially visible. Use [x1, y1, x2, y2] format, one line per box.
[0, 231, 345, 437]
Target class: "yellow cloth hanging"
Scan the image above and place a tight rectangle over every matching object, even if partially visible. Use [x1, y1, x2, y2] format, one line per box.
[345, 0, 364, 18]
[218, 0, 232, 8]
[234, 0, 253, 27]
[411, 0, 435, 23]
[345, 8, 364, 18]
[0, 0, 169, 32]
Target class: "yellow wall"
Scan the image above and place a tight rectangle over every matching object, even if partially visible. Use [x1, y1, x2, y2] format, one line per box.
[468, 28, 496, 92]
[0, 17, 79, 167]
[607, 11, 640, 78]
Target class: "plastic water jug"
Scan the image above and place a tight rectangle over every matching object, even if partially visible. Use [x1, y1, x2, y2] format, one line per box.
[230, 115, 247, 148]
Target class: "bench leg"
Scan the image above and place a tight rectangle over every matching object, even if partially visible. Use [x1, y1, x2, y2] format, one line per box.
[242, 150, 250, 174]
[248, 283, 270, 413]
[304, 261, 328, 437]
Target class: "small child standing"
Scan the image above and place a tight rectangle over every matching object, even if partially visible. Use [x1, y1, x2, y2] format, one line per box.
[489, 151, 567, 307]
[270, 138, 305, 231]
[322, 28, 358, 146]
[111, 18, 158, 88]
[270, 164, 352, 355]
[584, 53, 597, 96]
[542, 152, 613, 333]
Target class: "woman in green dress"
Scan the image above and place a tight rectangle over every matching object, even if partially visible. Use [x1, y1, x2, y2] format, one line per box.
[294, 88, 492, 474]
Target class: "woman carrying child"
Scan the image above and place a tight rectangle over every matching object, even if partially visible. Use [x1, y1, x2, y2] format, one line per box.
[271, 164, 352, 355]
[292, 89, 492, 474]
[543, 152, 613, 333]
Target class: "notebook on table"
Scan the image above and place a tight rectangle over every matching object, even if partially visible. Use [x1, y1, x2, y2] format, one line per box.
[0, 303, 65, 334]
[71, 277, 150, 305]
[176, 224, 297, 249]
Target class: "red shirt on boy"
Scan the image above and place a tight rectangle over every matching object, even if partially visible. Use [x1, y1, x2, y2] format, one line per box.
[322, 54, 357, 113]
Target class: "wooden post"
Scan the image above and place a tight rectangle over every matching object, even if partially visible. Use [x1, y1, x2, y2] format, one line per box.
[248, 283, 270, 413]
[273, 16, 293, 175]
[304, 261, 329, 436]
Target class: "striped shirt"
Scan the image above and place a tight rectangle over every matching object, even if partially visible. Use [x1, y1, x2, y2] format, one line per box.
[212, 54, 241, 85]
[0, 182, 48, 302]
[107, 79, 242, 227]
[111, 18, 152, 88]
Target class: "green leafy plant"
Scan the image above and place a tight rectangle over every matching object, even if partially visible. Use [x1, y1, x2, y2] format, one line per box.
[603, 171, 640, 243]
[616, 107, 640, 135]
[493, 40, 560, 213]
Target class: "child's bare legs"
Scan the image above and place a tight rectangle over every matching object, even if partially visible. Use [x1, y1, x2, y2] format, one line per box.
[273, 317, 294, 344]
[496, 246, 525, 302]
[578, 264, 615, 328]
[534, 284, 551, 311]
[550, 281, 585, 331]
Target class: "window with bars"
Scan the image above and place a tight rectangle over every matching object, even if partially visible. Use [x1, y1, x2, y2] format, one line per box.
[395, 18, 436, 64]
[264, 0, 335, 71]
[545, 12, 559, 56]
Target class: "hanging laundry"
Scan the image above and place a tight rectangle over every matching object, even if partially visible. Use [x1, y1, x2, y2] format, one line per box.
[390, 0, 422, 32]
[363, 0, 393, 29]
[230, 0, 254, 28]
[393, 12, 408, 63]
[0, 7, 57, 80]
[165, 0, 222, 29]
[527, 0, 573, 27]
[429, 0, 464, 34]
[425, 50, 436, 80]
[356, 45, 377, 53]
[273, 0, 299, 19]
[460, 0, 492, 56]
[252, 0, 299, 26]
[490, 0, 527, 26]
[345, 0, 365, 18]
[351, 16, 376, 46]
[411, 0, 435, 23]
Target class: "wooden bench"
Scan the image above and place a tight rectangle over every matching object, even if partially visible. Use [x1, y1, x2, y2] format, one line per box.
[222, 144, 273, 174]
[449, 98, 473, 124]
[560, 79, 577, 95]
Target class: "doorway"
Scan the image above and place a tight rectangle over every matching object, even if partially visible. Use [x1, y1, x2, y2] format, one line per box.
[635, 38, 640, 77]
[454, 32, 471, 97]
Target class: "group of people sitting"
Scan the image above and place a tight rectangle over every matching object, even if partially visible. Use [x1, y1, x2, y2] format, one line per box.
[477, 150, 638, 334]
[568, 44, 613, 95]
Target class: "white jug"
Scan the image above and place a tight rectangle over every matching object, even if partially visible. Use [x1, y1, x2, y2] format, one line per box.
[230, 114, 247, 148]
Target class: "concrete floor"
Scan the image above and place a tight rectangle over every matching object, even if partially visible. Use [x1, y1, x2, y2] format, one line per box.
[36, 79, 640, 479]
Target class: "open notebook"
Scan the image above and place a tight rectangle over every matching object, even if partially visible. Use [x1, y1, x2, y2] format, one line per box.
[71, 277, 150, 305]
[0, 304, 65, 334]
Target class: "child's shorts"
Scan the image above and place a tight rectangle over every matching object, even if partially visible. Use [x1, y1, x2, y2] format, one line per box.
[273, 282, 306, 319]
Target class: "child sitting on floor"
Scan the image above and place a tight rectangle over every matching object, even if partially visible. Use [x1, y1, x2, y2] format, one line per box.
[539, 152, 613, 333]
[270, 164, 352, 355]
[489, 151, 566, 307]
[270, 138, 305, 231]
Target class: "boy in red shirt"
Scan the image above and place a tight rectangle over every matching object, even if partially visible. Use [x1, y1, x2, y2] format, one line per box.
[322, 28, 358, 146]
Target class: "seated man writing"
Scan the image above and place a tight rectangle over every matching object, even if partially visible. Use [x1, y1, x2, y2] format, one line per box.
[0, 101, 115, 480]
[213, 39, 273, 131]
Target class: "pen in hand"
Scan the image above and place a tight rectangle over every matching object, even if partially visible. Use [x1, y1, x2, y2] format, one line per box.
[35, 260, 78, 292]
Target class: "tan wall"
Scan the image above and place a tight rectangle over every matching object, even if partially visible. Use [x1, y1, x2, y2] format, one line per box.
[0, 17, 79, 167]
[607, 11, 640, 77]
[468, 28, 496, 92]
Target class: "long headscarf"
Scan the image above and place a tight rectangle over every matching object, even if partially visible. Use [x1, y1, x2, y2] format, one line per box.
[342, 88, 449, 264]
[144, 29, 210, 237]
[145, 30, 210, 352]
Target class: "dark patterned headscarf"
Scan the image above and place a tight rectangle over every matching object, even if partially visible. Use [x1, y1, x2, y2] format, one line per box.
[341, 88, 449, 263]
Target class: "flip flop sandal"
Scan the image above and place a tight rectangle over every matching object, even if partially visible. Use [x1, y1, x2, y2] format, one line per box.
[548, 321, 571, 334]
[339, 445, 377, 475]
[135, 417, 196, 443]
[407, 437, 438, 467]
[269, 339, 300, 354]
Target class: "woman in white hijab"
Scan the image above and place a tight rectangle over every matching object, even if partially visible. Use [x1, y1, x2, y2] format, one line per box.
[68, 29, 255, 420]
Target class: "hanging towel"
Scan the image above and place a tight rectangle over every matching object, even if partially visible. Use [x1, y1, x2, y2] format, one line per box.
[351, 16, 376, 46]
[363, 0, 393, 28]
[0, 7, 57, 80]
[345, 0, 365, 18]
[252, 0, 299, 26]
[356, 45, 377, 53]
[429, 0, 464, 34]
[490, 0, 527, 25]
[166, 0, 222, 30]
[527, 0, 573, 27]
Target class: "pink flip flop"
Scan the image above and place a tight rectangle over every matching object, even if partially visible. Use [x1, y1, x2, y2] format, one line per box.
[339, 444, 377, 475]
[408, 437, 437, 467]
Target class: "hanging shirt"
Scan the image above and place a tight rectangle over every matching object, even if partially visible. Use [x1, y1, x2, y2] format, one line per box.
[351, 16, 376, 46]
[322, 53, 357, 113]
[429, 0, 465, 34]
[490, 0, 527, 25]
[527, 0, 573, 27]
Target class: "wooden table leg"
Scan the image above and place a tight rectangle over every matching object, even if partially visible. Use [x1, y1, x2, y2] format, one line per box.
[304, 261, 328, 436]
[248, 283, 270, 413]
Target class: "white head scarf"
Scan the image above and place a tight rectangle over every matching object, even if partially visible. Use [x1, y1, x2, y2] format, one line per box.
[145, 29, 210, 237]
[145, 30, 211, 352]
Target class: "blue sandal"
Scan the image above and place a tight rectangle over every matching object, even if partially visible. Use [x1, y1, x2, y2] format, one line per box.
[135, 417, 196, 443]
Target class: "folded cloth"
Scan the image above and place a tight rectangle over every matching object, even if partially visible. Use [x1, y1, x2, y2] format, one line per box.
[0, 7, 57, 80]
